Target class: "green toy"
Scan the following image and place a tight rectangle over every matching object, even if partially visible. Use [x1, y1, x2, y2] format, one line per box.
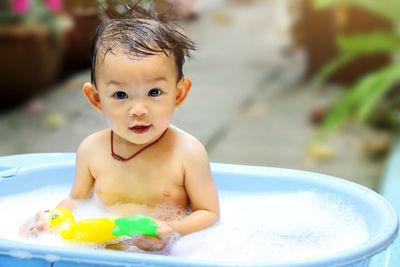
[112, 214, 159, 237]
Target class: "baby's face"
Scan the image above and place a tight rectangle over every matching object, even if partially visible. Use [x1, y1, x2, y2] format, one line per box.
[95, 50, 180, 145]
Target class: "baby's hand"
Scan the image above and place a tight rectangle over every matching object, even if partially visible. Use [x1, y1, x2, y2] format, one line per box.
[19, 211, 49, 237]
[131, 221, 175, 252]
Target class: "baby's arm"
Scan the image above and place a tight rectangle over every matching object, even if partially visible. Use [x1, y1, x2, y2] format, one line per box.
[169, 138, 220, 235]
[57, 138, 95, 209]
[132, 138, 219, 251]
[19, 138, 95, 236]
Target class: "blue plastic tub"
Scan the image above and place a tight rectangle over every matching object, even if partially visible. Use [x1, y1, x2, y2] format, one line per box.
[0, 153, 398, 267]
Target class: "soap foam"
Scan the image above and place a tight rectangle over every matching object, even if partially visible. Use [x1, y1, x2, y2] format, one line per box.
[169, 191, 369, 263]
[0, 186, 369, 263]
[0, 185, 70, 247]
[0, 185, 116, 248]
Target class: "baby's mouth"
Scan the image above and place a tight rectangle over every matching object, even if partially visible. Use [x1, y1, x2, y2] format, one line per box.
[129, 125, 151, 134]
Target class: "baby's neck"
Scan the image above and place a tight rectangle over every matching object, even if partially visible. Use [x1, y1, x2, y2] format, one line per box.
[110, 129, 168, 162]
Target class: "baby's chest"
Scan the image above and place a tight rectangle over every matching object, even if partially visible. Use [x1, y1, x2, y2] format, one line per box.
[92, 161, 186, 205]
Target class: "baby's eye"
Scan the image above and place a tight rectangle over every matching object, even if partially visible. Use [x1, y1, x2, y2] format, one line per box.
[148, 88, 162, 97]
[112, 91, 128, 99]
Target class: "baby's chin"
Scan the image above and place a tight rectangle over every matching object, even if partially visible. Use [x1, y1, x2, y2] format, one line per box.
[112, 131, 154, 145]
[128, 129, 169, 145]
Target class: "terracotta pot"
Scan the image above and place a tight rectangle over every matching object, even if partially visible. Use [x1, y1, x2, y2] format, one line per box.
[291, 0, 393, 85]
[0, 24, 66, 110]
[153, 0, 198, 19]
[63, 8, 101, 72]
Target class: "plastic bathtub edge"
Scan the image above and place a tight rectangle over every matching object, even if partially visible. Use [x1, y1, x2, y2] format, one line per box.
[0, 154, 399, 267]
[370, 133, 400, 267]
[0, 153, 76, 177]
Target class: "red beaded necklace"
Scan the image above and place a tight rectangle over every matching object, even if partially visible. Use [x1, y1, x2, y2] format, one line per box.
[110, 129, 168, 162]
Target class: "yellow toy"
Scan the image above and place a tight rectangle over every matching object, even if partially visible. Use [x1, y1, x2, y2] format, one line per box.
[47, 208, 117, 243]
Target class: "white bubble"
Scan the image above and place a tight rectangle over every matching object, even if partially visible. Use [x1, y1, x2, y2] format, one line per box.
[169, 191, 369, 263]
[0, 187, 369, 264]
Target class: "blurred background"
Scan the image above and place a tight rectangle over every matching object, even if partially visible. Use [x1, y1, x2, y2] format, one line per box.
[1, 0, 399, 191]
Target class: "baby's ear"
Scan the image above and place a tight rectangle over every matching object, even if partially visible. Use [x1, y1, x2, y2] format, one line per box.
[82, 82, 102, 112]
[175, 77, 192, 107]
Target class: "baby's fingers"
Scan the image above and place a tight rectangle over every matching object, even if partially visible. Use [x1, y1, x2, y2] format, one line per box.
[19, 219, 45, 237]
[132, 235, 166, 251]
[156, 227, 172, 237]
[155, 221, 173, 238]
[19, 211, 48, 237]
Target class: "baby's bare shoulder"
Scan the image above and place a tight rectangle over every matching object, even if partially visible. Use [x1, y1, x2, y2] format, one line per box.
[77, 129, 109, 154]
[170, 126, 208, 156]
[169, 127, 210, 179]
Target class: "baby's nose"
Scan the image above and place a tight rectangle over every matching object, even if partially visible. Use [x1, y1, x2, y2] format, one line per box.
[129, 102, 148, 117]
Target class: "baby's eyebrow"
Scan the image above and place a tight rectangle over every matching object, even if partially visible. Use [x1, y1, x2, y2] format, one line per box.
[107, 80, 125, 86]
[106, 77, 167, 87]
[149, 76, 167, 82]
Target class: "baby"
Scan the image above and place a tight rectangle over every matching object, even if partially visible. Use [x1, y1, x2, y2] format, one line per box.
[20, 5, 220, 252]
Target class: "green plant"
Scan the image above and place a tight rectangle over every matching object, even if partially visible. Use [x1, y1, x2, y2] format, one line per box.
[312, 0, 400, 139]
[0, 0, 64, 32]
[62, 0, 154, 17]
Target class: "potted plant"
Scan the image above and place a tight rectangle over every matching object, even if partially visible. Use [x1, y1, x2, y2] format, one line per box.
[61, 0, 102, 72]
[0, 0, 71, 110]
[61, 0, 152, 72]
[309, 0, 400, 138]
[291, 0, 393, 85]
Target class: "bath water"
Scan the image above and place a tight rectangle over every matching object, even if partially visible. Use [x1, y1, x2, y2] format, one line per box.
[0, 185, 369, 263]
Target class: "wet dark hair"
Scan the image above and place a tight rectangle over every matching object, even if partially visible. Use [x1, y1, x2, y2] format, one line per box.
[90, 4, 196, 85]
